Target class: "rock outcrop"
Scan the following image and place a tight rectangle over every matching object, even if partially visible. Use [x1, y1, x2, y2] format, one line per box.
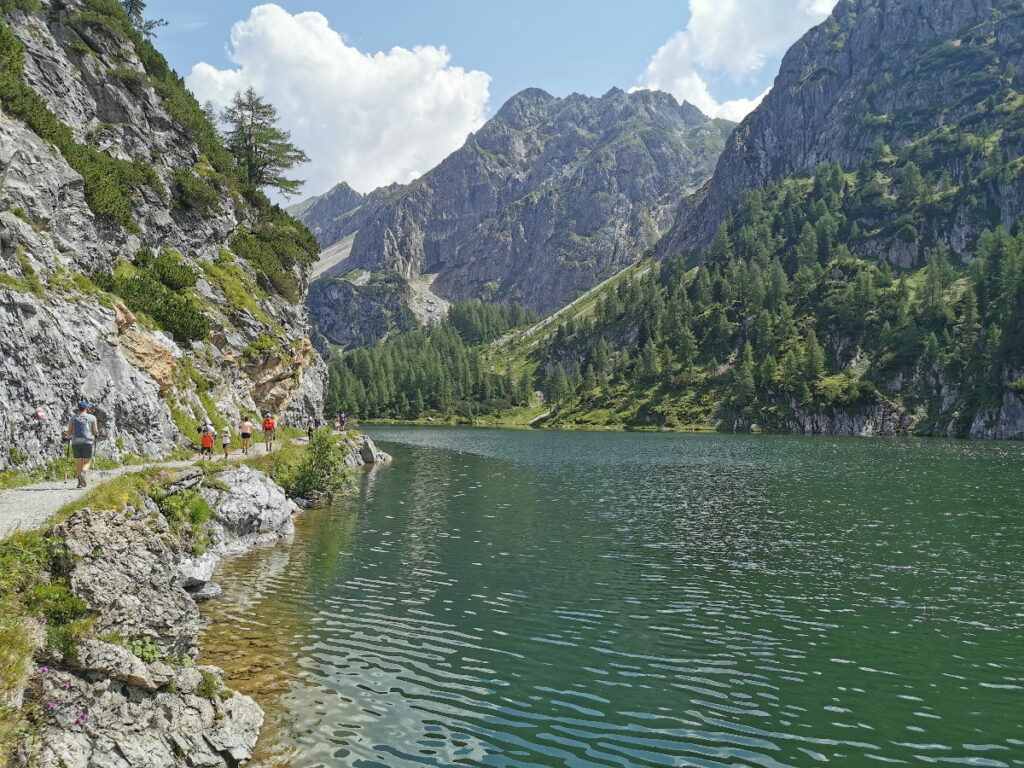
[0, 0, 326, 472]
[20, 461, 308, 767]
[295, 87, 733, 345]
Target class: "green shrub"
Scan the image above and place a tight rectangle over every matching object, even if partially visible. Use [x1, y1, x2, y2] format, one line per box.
[171, 168, 220, 214]
[1009, 377, 1024, 395]
[243, 333, 280, 363]
[0, 0, 40, 13]
[150, 248, 198, 290]
[96, 268, 209, 342]
[290, 429, 352, 499]
[230, 206, 319, 302]
[157, 489, 214, 554]
[127, 636, 160, 663]
[196, 669, 218, 700]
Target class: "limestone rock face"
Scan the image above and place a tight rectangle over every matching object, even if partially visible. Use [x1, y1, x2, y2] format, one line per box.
[0, 291, 181, 467]
[0, 1, 325, 472]
[55, 505, 200, 658]
[32, 665, 263, 768]
[296, 87, 734, 344]
[658, 0, 1024, 259]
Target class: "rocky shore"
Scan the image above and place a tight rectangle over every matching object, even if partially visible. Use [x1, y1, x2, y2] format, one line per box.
[10, 436, 389, 767]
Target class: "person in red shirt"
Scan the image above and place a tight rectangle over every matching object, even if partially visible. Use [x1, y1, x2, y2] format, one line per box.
[261, 413, 276, 453]
[199, 423, 214, 457]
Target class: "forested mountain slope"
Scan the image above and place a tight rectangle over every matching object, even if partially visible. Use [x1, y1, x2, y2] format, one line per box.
[660, 0, 1024, 264]
[0, 0, 325, 472]
[298, 87, 733, 346]
[327, 0, 1024, 439]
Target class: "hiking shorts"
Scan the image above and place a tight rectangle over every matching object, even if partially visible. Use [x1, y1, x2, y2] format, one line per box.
[72, 443, 94, 459]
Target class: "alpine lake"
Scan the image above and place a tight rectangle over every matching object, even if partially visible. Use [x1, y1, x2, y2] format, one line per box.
[200, 427, 1024, 768]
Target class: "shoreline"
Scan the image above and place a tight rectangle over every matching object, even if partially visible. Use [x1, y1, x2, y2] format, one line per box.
[1, 435, 390, 767]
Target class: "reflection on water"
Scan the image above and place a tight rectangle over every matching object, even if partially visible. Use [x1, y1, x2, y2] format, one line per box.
[201, 429, 1024, 768]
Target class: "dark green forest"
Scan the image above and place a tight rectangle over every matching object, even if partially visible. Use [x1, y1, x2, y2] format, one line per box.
[326, 158, 1024, 435]
[325, 301, 536, 419]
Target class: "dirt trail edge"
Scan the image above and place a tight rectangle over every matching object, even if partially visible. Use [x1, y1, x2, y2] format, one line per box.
[0, 445, 294, 541]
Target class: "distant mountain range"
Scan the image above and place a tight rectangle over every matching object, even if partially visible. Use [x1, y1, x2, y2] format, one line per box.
[291, 87, 733, 346]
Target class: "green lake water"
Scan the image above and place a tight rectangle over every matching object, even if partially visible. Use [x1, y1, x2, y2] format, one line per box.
[200, 428, 1024, 767]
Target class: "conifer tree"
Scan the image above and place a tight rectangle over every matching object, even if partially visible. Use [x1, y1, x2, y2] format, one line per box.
[221, 88, 310, 197]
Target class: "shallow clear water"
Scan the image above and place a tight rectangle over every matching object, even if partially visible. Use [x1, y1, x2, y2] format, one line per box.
[200, 428, 1024, 767]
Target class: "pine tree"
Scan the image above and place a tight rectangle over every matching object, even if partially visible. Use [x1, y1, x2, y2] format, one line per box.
[221, 88, 310, 196]
[121, 0, 166, 38]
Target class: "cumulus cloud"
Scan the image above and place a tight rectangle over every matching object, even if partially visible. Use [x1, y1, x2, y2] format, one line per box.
[636, 0, 837, 120]
[186, 4, 490, 197]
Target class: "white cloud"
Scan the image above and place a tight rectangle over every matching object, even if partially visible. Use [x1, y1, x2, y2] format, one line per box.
[186, 4, 490, 197]
[636, 0, 837, 120]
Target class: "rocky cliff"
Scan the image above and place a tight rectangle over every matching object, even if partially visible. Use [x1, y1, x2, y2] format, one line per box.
[0, 0, 326, 473]
[659, 0, 1024, 261]
[296, 87, 733, 346]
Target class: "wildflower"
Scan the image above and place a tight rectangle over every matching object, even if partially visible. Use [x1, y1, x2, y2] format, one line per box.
[39, 666, 49, 674]
[74, 713, 88, 726]
[45, 701, 54, 710]
[39, 617, 48, 624]
[62, 682, 70, 690]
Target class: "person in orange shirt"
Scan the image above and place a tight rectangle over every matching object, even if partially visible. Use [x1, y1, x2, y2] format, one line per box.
[200, 423, 215, 457]
[261, 413, 276, 453]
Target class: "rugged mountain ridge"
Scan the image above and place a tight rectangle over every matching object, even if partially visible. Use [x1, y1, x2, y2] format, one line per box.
[326, 0, 1024, 440]
[0, 0, 326, 472]
[660, 0, 1024, 262]
[298, 87, 733, 346]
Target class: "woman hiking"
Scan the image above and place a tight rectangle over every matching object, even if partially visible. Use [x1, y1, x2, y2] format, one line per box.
[239, 416, 255, 455]
[65, 400, 100, 488]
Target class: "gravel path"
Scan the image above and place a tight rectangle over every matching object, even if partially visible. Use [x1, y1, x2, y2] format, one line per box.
[0, 444, 290, 540]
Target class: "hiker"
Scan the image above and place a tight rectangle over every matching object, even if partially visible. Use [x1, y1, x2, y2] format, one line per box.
[307, 420, 315, 441]
[200, 422, 214, 457]
[220, 424, 231, 459]
[261, 413, 276, 452]
[65, 400, 99, 489]
[239, 416, 255, 455]
[339, 412, 348, 432]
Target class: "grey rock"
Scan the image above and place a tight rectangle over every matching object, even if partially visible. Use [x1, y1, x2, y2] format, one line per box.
[298, 87, 734, 344]
[0, 1, 326, 473]
[68, 640, 157, 692]
[55, 506, 201, 659]
[659, 0, 1024, 263]
[357, 435, 391, 464]
[189, 581, 223, 601]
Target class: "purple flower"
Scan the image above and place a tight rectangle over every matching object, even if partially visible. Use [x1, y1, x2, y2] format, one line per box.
[39, 617, 48, 624]
[39, 666, 49, 674]
[74, 713, 88, 726]
[45, 702, 54, 710]
[62, 682, 70, 690]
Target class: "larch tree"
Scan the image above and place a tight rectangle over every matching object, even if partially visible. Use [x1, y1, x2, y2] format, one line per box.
[221, 87, 310, 198]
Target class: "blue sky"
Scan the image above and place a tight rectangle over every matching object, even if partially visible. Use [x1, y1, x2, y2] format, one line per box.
[149, 1, 836, 199]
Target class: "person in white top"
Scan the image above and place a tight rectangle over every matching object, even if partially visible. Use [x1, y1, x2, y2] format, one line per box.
[220, 425, 231, 459]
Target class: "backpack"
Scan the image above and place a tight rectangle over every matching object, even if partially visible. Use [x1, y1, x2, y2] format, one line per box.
[262, 418, 275, 431]
[71, 413, 94, 445]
